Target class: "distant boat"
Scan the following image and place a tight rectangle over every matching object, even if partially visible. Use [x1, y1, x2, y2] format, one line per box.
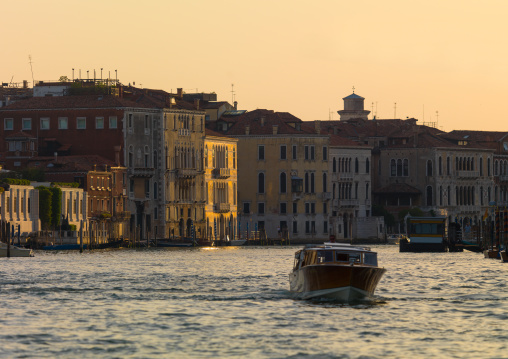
[0, 242, 34, 257]
[289, 242, 386, 301]
[43, 244, 87, 250]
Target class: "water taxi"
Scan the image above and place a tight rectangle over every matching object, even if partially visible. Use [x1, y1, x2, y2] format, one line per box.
[289, 242, 386, 301]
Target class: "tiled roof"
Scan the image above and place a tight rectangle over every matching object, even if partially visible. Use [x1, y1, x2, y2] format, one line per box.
[445, 130, 508, 142]
[5, 131, 36, 139]
[329, 134, 368, 147]
[223, 109, 311, 136]
[28, 155, 116, 172]
[205, 128, 233, 138]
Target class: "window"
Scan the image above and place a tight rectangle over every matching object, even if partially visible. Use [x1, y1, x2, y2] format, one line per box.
[355, 158, 359, 173]
[22, 118, 31, 130]
[96, 117, 104, 129]
[40, 118, 50, 130]
[293, 202, 297, 214]
[322, 173, 327, 193]
[280, 202, 287, 214]
[292, 145, 297, 160]
[323, 146, 328, 161]
[258, 202, 265, 215]
[109, 116, 118, 129]
[310, 173, 315, 193]
[447, 157, 451, 175]
[145, 179, 150, 198]
[305, 145, 309, 160]
[128, 114, 133, 128]
[480, 157, 483, 176]
[426, 186, 433, 206]
[403, 159, 409, 176]
[243, 202, 250, 214]
[427, 160, 433, 176]
[77, 117, 86, 129]
[4, 118, 13, 130]
[154, 182, 158, 199]
[258, 172, 265, 193]
[280, 145, 287, 160]
[280, 172, 287, 193]
[366, 158, 370, 173]
[323, 221, 328, 233]
[258, 145, 265, 160]
[390, 159, 396, 176]
[310, 146, 315, 160]
[293, 221, 298, 234]
[58, 117, 68, 129]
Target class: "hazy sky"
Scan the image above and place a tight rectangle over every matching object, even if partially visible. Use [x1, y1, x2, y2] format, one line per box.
[3, 1, 507, 131]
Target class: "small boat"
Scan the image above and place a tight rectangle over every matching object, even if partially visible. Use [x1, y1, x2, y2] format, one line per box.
[0, 241, 34, 257]
[289, 242, 386, 301]
[228, 239, 247, 246]
[43, 244, 87, 250]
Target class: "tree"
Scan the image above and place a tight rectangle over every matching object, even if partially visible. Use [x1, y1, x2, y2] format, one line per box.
[49, 187, 62, 229]
[59, 75, 70, 82]
[38, 187, 52, 230]
[372, 204, 395, 227]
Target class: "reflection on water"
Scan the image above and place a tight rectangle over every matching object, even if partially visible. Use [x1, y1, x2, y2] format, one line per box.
[1, 246, 507, 358]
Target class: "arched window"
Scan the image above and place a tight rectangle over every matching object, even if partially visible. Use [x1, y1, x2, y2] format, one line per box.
[390, 159, 396, 176]
[280, 172, 287, 193]
[205, 146, 208, 167]
[333, 158, 337, 173]
[305, 172, 309, 193]
[447, 157, 451, 175]
[447, 186, 451, 205]
[426, 186, 433, 206]
[365, 158, 370, 174]
[439, 157, 442, 175]
[355, 158, 359, 173]
[397, 159, 403, 177]
[439, 186, 443, 205]
[366, 183, 369, 200]
[488, 158, 491, 176]
[403, 159, 409, 176]
[310, 173, 315, 193]
[258, 173, 265, 194]
[153, 150, 158, 169]
[480, 157, 483, 176]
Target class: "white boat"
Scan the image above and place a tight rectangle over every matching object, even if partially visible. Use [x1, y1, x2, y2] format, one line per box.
[289, 242, 385, 301]
[0, 241, 34, 257]
[229, 239, 247, 246]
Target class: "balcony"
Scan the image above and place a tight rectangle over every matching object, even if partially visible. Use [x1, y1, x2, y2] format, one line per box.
[128, 167, 155, 178]
[318, 192, 332, 200]
[499, 175, 508, 182]
[334, 172, 353, 181]
[213, 168, 231, 179]
[214, 203, 231, 213]
[292, 193, 302, 201]
[176, 168, 198, 178]
[178, 128, 190, 136]
[113, 211, 131, 221]
[457, 170, 479, 179]
[332, 199, 359, 208]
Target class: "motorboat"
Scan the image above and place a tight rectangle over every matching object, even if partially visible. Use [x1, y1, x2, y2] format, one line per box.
[0, 241, 34, 257]
[289, 242, 386, 301]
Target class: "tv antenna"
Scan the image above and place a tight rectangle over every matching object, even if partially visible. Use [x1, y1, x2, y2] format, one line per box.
[231, 83, 236, 104]
[28, 55, 34, 87]
[394, 102, 397, 119]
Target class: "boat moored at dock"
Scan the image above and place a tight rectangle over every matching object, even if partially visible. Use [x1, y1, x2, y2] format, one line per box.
[400, 216, 448, 252]
[289, 242, 386, 301]
[0, 241, 34, 257]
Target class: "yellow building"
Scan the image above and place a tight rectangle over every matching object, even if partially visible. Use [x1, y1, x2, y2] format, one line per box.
[219, 110, 331, 241]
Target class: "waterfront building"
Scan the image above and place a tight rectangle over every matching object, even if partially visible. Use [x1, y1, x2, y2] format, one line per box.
[0, 182, 40, 235]
[217, 109, 331, 241]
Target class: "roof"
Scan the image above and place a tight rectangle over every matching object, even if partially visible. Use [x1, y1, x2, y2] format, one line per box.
[343, 93, 364, 100]
[27, 155, 116, 172]
[5, 131, 36, 139]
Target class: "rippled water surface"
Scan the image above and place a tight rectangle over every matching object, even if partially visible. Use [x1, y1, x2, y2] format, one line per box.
[1, 245, 508, 358]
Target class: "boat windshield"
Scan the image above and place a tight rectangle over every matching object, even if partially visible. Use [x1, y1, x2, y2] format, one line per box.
[363, 252, 378, 266]
[335, 251, 360, 264]
[317, 250, 334, 263]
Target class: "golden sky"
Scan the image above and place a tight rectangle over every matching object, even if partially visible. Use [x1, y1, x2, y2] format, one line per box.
[3, 0, 507, 131]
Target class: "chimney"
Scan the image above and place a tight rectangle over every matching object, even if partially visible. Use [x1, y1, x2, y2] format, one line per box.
[23, 80, 28, 88]
[245, 125, 250, 135]
[54, 152, 58, 163]
[260, 117, 265, 126]
[177, 88, 183, 99]
[234, 101, 238, 110]
[114, 146, 121, 166]
[194, 98, 200, 110]
[315, 120, 321, 134]
[272, 125, 278, 135]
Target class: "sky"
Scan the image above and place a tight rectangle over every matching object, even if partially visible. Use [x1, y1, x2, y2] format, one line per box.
[3, 0, 508, 132]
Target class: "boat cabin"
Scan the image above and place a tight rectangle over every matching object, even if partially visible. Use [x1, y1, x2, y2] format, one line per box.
[293, 244, 379, 271]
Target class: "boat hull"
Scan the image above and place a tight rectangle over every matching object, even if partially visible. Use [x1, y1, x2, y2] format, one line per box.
[0, 246, 34, 257]
[399, 241, 447, 252]
[289, 264, 386, 301]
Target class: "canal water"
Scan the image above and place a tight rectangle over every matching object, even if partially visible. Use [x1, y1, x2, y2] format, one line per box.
[1, 245, 507, 358]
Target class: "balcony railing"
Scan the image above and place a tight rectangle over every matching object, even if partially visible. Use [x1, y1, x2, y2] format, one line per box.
[176, 168, 198, 178]
[457, 170, 479, 179]
[213, 203, 230, 213]
[318, 192, 332, 200]
[178, 128, 190, 136]
[332, 199, 359, 208]
[213, 168, 231, 179]
[128, 167, 155, 178]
